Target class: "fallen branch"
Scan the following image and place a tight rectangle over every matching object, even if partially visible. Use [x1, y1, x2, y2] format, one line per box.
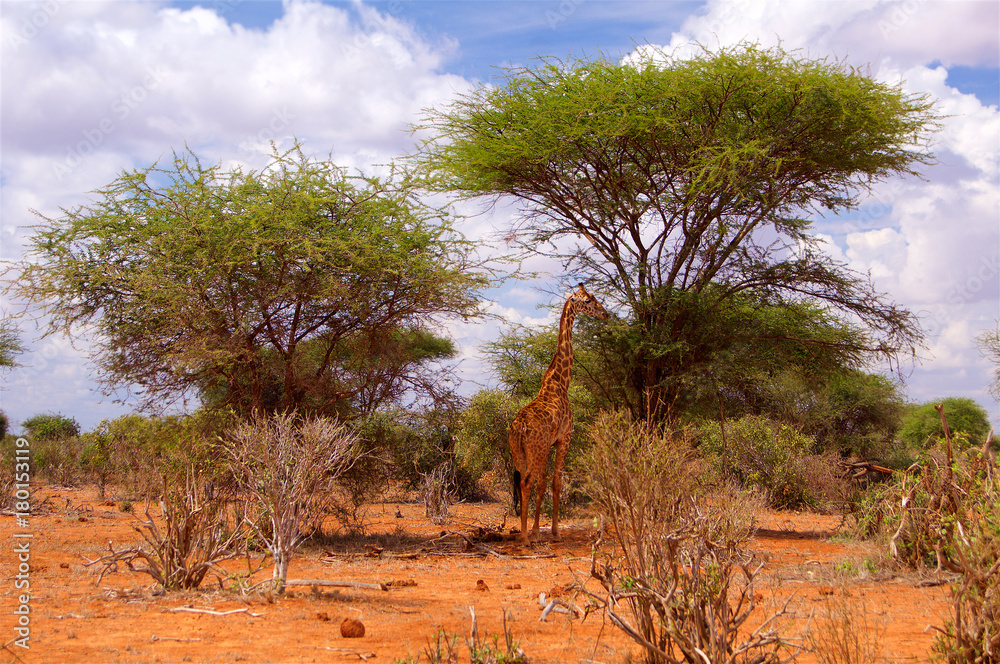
[537, 592, 584, 621]
[284, 578, 387, 591]
[150, 635, 202, 642]
[168, 607, 264, 617]
[305, 646, 377, 660]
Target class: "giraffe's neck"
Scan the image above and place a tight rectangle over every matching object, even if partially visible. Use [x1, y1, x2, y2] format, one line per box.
[539, 300, 576, 398]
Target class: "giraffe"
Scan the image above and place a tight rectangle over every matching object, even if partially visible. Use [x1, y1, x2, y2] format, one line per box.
[509, 284, 608, 543]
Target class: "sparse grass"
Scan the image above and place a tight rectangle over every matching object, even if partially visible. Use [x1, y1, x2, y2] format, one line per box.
[395, 609, 528, 664]
[807, 590, 887, 664]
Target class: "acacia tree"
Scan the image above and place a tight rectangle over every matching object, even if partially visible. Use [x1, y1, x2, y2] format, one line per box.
[0, 316, 24, 370]
[977, 324, 1000, 400]
[8, 146, 489, 417]
[415, 44, 936, 422]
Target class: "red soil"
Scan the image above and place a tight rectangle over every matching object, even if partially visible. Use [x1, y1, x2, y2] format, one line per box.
[1, 486, 952, 663]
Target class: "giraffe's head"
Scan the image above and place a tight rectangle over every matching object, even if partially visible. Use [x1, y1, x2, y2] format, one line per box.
[568, 284, 609, 320]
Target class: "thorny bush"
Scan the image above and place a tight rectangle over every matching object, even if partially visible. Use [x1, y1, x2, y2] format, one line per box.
[577, 411, 801, 664]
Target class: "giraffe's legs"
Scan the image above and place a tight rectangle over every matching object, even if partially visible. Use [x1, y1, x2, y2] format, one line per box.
[551, 437, 569, 541]
[532, 462, 549, 539]
[518, 471, 533, 544]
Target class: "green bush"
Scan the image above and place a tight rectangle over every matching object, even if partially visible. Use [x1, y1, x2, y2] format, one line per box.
[360, 407, 491, 503]
[85, 412, 226, 499]
[455, 390, 527, 498]
[898, 397, 992, 451]
[21, 412, 80, 441]
[699, 415, 817, 509]
[32, 435, 88, 486]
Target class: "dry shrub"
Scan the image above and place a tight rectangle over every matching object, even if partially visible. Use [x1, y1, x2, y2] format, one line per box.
[84, 473, 240, 590]
[855, 405, 998, 662]
[0, 449, 17, 510]
[578, 411, 799, 664]
[421, 460, 455, 525]
[929, 429, 999, 662]
[223, 412, 361, 593]
[796, 452, 854, 513]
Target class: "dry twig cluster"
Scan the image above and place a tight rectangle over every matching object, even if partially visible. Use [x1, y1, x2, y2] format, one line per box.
[84, 475, 239, 589]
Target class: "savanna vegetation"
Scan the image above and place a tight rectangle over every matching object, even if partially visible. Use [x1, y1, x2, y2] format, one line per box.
[2, 43, 996, 662]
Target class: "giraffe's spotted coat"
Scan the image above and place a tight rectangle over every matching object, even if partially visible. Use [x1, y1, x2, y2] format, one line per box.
[509, 284, 608, 544]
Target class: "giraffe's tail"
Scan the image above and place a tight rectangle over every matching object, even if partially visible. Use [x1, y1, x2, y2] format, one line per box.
[512, 470, 522, 517]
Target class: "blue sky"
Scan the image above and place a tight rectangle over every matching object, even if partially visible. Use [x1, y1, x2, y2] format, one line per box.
[1, 0, 998, 432]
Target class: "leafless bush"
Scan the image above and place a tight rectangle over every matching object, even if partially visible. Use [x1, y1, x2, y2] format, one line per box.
[223, 412, 361, 593]
[0, 453, 17, 510]
[84, 473, 240, 590]
[421, 460, 455, 525]
[797, 453, 854, 513]
[577, 411, 800, 664]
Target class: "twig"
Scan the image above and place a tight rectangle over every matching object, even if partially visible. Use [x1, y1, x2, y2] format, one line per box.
[168, 607, 264, 617]
[150, 635, 202, 642]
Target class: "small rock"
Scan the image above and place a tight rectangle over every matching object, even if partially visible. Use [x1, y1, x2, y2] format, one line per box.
[340, 618, 365, 638]
[316, 612, 330, 622]
[60, 562, 70, 569]
[475, 579, 490, 592]
[505, 583, 522, 590]
[818, 586, 835, 596]
[78, 516, 88, 522]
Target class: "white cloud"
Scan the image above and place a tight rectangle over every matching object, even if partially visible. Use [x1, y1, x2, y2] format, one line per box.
[662, 0, 998, 71]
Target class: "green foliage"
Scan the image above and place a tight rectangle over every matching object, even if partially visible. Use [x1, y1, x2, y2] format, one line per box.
[454, 390, 527, 496]
[85, 412, 225, 499]
[21, 414, 86, 484]
[9, 144, 488, 417]
[21, 412, 80, 441]
[0, 316, 25, 369]
[416, 42, 934, 423]
[898, 398, 992, 451]
[699, 415, 818, 509]
[740, 369, 906, 458]
[31, 435, 88, 486]
[354, 406, 484, 502]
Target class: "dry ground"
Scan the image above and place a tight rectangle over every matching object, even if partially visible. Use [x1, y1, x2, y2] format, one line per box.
[2, 485, 954, 664]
